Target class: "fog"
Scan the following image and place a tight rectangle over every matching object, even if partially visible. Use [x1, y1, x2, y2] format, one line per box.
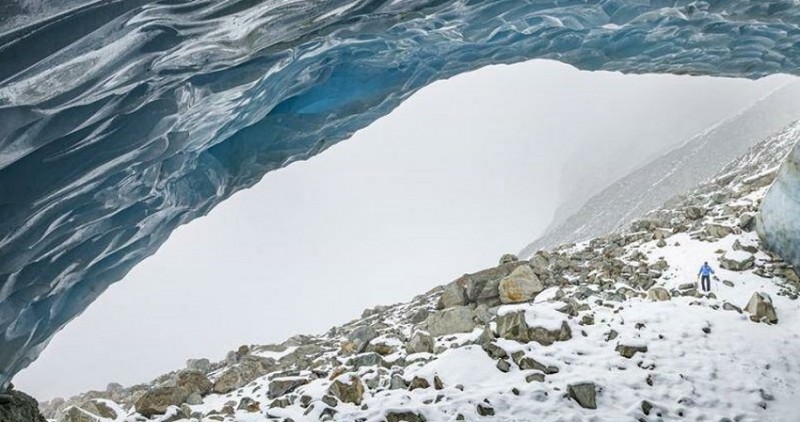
[16, 60, 792, 399]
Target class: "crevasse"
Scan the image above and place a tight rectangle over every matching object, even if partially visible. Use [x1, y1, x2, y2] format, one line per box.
[1, 0, 799, 387]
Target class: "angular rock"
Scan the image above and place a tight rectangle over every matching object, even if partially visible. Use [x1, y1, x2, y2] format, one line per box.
[438, 282, 467, 309]
[498, 266, 544, 304]
[647, 287, 671, 301]
[328, 375, 365, 405]
[186, 358, 211, 372]
[386, 411, 427, 422]
[476, 403, 495, 416]
[347, 326, 379, 354]
[175, 370, 212, 396]
[495, 311, 529, 342]
[406, 331, 434, 354]
[499, 254, 519, 265]
[720, 251, 755, 271]
[528, 321, 572, 346]
[408, 377, 430, 391]
[567, 382, 597, 409]
[57, 407, 99, 422]
[615, 344, 648, 359]
[744, 292, 778, 324]
[425, 306, 475, 337]
[268, 377, 309, 399]
[134, 386, 189, 417]
[684, 206, 706, 220]
[347, 352, 387, 369]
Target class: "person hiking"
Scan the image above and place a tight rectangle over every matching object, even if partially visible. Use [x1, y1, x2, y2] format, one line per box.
[698, 261, 715, 292]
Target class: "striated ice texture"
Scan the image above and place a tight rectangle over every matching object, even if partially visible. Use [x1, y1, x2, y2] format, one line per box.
[1, 0, 800, 386]
[760, 140, 800, 272]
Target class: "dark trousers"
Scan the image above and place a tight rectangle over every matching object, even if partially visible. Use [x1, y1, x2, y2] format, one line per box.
[701, 275, 711, 292]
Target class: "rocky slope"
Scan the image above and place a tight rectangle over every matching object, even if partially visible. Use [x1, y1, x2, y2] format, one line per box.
[39, 121, 800, 421]
[521, 81, 800, 257]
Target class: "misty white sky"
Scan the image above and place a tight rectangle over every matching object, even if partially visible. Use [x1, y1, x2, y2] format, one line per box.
[16, 60, 793, 399]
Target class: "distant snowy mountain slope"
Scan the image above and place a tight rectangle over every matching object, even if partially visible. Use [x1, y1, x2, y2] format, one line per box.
[520, 81, 800, 258]
[39, 120, 800, 421]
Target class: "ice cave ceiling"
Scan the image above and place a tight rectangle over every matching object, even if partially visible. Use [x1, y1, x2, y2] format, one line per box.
[1, 0, 800, 386]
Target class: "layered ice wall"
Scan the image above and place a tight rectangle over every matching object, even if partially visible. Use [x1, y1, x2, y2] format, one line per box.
[1, 0, 800, 386]
[760, 141, 800, 272]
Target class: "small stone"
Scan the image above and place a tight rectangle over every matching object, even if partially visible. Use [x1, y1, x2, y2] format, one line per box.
[408, 377, 430, 391]
[476, 403, 495, 416]
[616, 344, 648, 359]
[567, 382, 597, 409]
[525, 373, 545, 383]
[496, 359, 511, 373]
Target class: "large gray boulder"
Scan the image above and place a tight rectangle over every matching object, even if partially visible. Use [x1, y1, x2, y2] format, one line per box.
[495, 311, 529, 342]
[328, 375, 365, 405]
[720, 251, 755, 271]
[346, 325, 379, 354]
[528, 321, 572, 346]
[744, 292, 778, 324]
[268, 377, 309, 399]
[425, 306, 475, 337]
[437, 282, 467, 309]
[498, 266, 544, 304]
[56, 407, 99, 422]
[175, 370, 212, 396]
[406, 331, 434, 354]
[134, 386, 189, 417]
[186, 358, 211, 372]
[647, 287, 671, 301]
[212, 356, 276, 394]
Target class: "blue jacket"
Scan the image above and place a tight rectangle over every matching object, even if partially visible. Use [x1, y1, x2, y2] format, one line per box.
[698, 264, 714, 276]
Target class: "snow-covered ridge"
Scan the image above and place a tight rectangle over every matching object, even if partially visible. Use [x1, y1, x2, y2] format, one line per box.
[3, 0, 800, 387]
[41, 122, 800, 421]
[520, 81, 800, 257]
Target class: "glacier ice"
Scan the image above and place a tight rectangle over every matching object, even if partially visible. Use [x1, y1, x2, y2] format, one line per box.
[1, 0, 800, 386]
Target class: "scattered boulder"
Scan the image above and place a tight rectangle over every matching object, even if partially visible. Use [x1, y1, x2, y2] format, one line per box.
[386, 411, 427, 422]
[212, 357, 275, 394]
[526, 373, 546, 383]
[57, 406, 99, 422]
[236, 397, 261, 412]
[175, 370, 212, 396]
[328, 375, 365, 405]
[476, 403, 495, 416]
[498, 266, 544, 304]
[408, 377, 430, 391]
[438, 282, 467, 309]
[134, 386, 189, 417]
[744, 292, 778, 324]
[347, 352, 387, 369]
[720, 251, 755, 271]
[495, 311, 529, 342]
[567, 382, 598, 409]
[186, 358, 211, 373]
[528, 321, 572, 346]
[647, 287, 671, 301]
[268, 377, 309, 399]
[346, 326, 379, 354]
[615, 344, 648, 359]
[406, 331, 434, 354]
[425, 306, 475, 337]
[499, 254, 519, 265]
[684, 206, 706, 220]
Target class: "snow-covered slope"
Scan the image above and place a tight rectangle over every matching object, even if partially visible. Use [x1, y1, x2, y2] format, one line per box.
[4, 1, 800, 387]
[521, 81, 800, 258]
[42, 122, 800, 421]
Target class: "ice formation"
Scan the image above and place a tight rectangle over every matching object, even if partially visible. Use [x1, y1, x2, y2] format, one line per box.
[1, 0, 800, 386]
